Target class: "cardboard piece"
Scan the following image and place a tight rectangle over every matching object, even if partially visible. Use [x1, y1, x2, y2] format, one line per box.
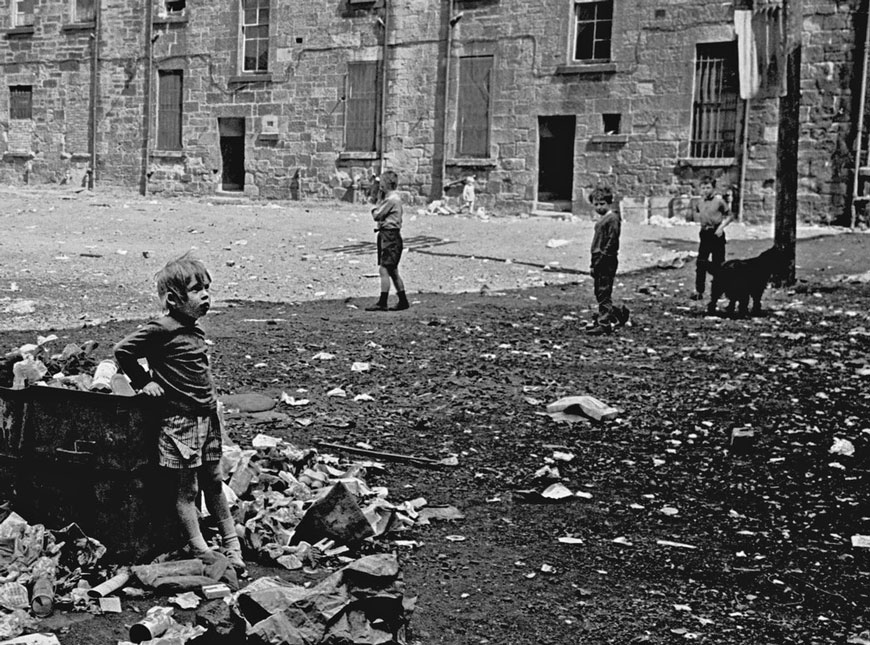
[546, 396, 619, 421]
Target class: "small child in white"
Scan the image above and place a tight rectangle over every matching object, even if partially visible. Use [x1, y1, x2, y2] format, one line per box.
[461, 176, 476, 213]
[114, 253, 246, 576]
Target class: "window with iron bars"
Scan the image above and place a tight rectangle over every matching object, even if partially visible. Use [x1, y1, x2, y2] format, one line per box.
[691, 42, 739, 158]
[241, 0, 269, 73]
[9, 86, 32, 120]
[157, 71, 183, 150]
[573, 0, 612, 62]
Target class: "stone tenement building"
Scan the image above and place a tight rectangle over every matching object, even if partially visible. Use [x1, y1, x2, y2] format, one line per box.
[0, 0, 864, 223]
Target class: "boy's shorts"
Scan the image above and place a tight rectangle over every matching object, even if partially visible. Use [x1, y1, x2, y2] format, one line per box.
[377, 229, 403, 268]
[158, 410, 223, 469]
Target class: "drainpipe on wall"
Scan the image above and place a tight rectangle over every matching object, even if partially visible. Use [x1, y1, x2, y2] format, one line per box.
[851, 0, 870, 228]
[379, 0, 390, 175]
[736, 98, 750, 222]
[89, 0, 102, 190]
[140, 0, 154, 196]
[440, 0, 455, 195]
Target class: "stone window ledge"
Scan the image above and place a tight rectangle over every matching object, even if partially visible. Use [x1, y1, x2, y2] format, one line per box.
[589, 134, 628, 144]
[151, 150, 184, 159]
[62, 22, 95, 32]
[555, 62, 617, 75]
[680, 157, 736, 167]
[339, 151, 379, 160]
[228, 73, 273, 85]
[447, 158, 497, 168]
[5, 26, 35, 37]
[3, 152, 34, 159]
[153, 14, 188, 25]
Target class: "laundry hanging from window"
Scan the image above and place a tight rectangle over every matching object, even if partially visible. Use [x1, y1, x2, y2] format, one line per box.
[735, 0, 786, 100]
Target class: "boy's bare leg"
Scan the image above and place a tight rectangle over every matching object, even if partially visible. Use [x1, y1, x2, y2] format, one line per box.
[174, 469, 210, 555]
[387, 267, 409, 310]
[199, 462, 246, 573]
[366, 267, 391, 310]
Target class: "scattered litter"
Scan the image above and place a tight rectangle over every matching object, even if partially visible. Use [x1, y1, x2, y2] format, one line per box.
[98, 597, 122, 613]
[546, 239, 573, 249]
[168, 591, 200, 609]
[546, 395, 619, 421]
[312, 351, 336, 360]
[830, 437, 855, 457]
[445, 535, 467, 542]
[851, 535, 870, 548]
[350, 362, 370, 372]
[557, 537, 584, 545]
[657, 539, 698, 549]
[612, 537, 633, 546]
[326, 387, 347, 397]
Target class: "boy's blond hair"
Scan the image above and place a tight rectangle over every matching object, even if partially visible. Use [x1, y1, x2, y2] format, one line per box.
[155, 252, 211, 310]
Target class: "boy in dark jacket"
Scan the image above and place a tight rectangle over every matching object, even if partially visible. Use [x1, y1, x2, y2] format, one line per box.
[587, 186, 629, 335]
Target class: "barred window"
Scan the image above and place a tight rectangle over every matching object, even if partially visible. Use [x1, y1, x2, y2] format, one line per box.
[691, 42, 739, 158]
[157, 71, 183, 150]
[345, 62, 380, 152]
[9, 86, 32, 120]
[457, 55, 492, 158]
[573, 0, 612, 62]
[241, 0, 269, 73]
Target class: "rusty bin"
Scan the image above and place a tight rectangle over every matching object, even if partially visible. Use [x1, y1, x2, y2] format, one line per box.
[0, 385, 180, 563]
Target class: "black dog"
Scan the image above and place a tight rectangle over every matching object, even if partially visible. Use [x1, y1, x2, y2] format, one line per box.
[706, 246, 784, 317]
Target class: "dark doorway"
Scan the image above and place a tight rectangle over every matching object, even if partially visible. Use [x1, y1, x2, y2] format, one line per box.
[219, 117, 245, 192]
[537, 115, 575, 206]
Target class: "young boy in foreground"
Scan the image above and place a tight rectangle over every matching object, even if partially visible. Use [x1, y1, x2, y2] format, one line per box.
[587, 186, 629, 335]
[114, 253, 246, 576]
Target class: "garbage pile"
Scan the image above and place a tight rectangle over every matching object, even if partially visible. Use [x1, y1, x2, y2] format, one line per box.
[0, 336, 132, 395]
[0, 513, 109, 639]
[0, 428, 462, 643]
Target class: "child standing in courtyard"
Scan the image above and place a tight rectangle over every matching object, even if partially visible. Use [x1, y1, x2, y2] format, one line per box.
[114, 253, 246, 576]
[691, 175, 734, 301]
[587, 186, 629, 335]
[366, 170, 410, 311]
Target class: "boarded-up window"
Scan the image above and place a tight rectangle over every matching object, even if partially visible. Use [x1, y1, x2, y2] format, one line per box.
[574, 0, 612, 61]
[242, 0, 269, 73]
[345, 61, 380, 152]
[457, 56, 492, 158]
[157, 71, 183, 150]
[14, 0, 34, 26]
[9, 86, 32, 120]
[75, 0, 95, 22]
[691, 42, 739, 158]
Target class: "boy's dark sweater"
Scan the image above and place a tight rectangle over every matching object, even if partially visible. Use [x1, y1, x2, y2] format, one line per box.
[590, 210, 621, 266]
[114, 314, 216, 416]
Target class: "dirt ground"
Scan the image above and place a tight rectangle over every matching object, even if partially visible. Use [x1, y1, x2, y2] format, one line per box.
[2, 189, 870, 644]
[0, 186, 870, 645]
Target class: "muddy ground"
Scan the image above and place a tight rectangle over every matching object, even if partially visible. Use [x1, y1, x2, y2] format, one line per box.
[2, 231, 870, 644]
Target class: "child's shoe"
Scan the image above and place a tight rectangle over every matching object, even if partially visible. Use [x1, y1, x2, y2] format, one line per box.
[389, 301, 410, 311]
[223, 548, 249, 579]
[615, 305, 631, 327]
[586, 323, 613, 336]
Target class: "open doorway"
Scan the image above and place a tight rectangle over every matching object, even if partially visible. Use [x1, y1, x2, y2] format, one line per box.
[218, 117, 245, 192]
[537, 115, 575, 209]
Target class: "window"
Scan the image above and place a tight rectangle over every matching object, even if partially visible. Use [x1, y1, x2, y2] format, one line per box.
[13, 0, 34, 26]
[241, 0, 269, 73]
[9, 86, 32, 120]
[691, 42, 739, 158]
[165, 0, 186, 12]
[573, 0, 612, 62]
[74, 0, 95, 22]
[457, 55, 492, 158]
[345, 61, 380, 152]
[157, 71, 183, 150]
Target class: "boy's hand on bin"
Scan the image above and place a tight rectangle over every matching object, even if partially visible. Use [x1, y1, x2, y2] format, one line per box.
[141, 381, 164, 397]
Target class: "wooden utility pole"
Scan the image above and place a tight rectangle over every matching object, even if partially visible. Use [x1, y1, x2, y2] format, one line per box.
[772, 0, 802, 286]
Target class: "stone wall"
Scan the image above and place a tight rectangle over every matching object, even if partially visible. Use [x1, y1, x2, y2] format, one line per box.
[0, 0, 863, 224]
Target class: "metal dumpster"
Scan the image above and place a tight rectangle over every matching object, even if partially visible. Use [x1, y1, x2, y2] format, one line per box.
[0, 385, 181, 563]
